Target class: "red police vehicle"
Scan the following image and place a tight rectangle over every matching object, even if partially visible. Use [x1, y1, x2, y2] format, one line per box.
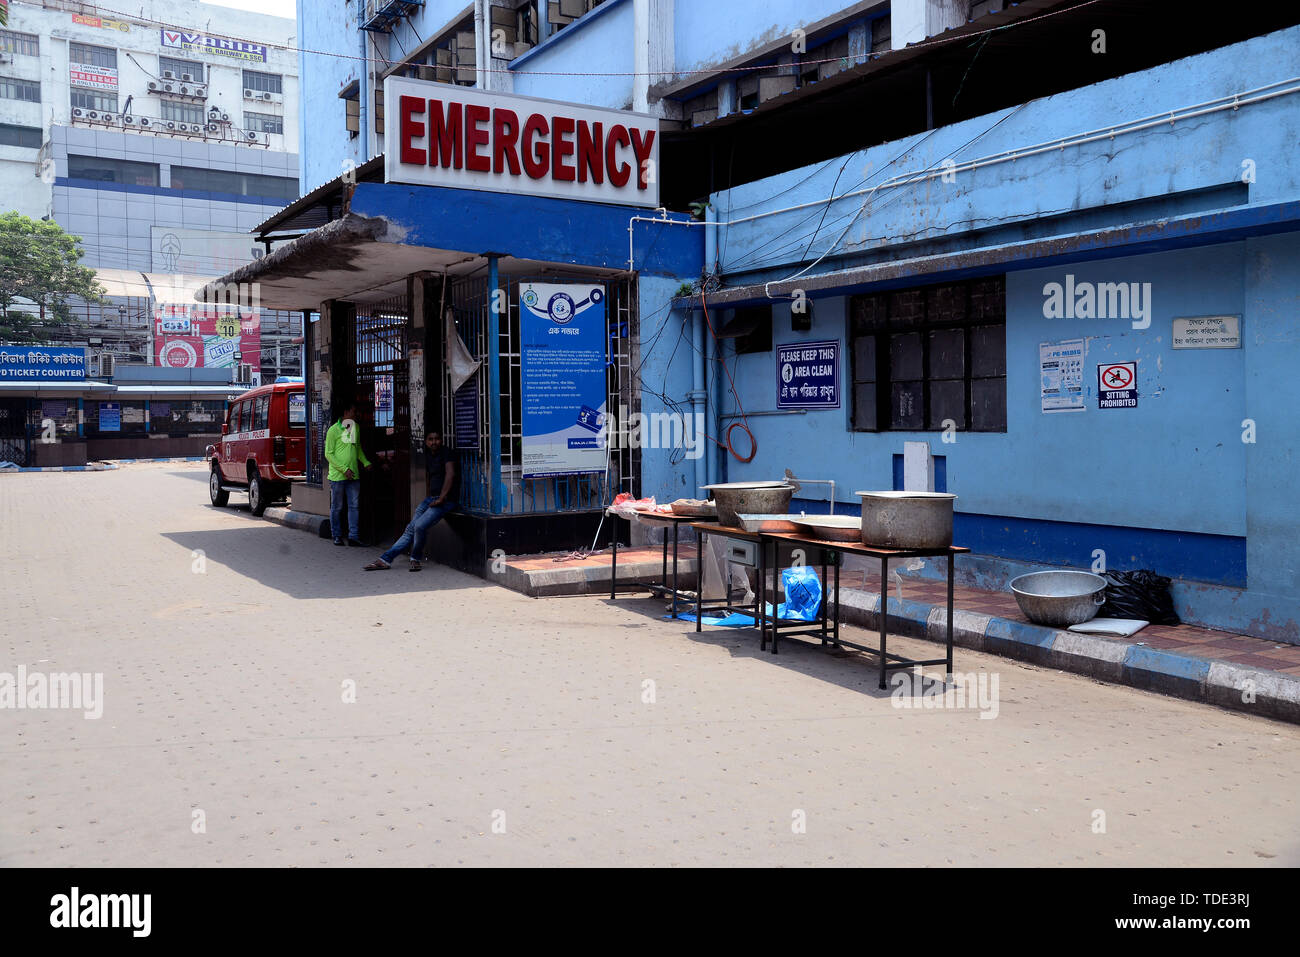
[206, 379, 306, 515]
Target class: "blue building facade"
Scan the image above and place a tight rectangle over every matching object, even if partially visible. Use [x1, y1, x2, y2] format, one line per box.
[267, 0, 1299, 640]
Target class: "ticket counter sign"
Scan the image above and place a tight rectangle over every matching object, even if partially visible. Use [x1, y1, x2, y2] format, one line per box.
[519, 282, 607, 477]
[0, 346, 86, 381]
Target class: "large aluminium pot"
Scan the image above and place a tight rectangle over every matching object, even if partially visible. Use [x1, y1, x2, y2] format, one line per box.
[1009, 571, 1107, 627]
[701, 481, 795, 528]
[853, 490, 957, 549]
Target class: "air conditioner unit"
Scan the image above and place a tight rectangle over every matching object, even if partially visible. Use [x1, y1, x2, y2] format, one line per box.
[246, 130, 259, 142]
[139, 117, 151, 127]
[243, 88, 254, 98]
[195, 86, 206, 98]
[179, 85, 190, 95]
[259, 92, 272, 101]
[147, 81, 159, 92]
[181, 73, 193, 82]
[163, 83, 174, 93]
[100, 354, 116, 378]
[237, 363, 253, 384]
[87, 110, 99, 120]
[104, 113, 119, 124]
[206, 122, 219, 132]
[166, 121, 177, 130]
[162, 70, 176, 79]
[220, 112, 230, 122]
[72, 107, 85, 117]
[123, 114, 135, 124]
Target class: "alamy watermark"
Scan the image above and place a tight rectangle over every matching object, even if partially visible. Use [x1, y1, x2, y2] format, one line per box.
[1042, 275, 1151, 329]
[0, 666, 103, 719]
[598, 405, 706, 460]
[890, 669, 999, 719]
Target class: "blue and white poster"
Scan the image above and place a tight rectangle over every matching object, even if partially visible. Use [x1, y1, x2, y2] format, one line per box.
[519, 282, 607, 478]
[98, 402, 121, 432]
[777, 340, 840, 409]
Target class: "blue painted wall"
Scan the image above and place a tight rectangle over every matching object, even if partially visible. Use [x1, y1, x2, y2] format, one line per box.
[699, 25, 1300, 640]
[297, 0, 366, 193]
[510, 0, 636, 108]
[674, 0, 866, 75]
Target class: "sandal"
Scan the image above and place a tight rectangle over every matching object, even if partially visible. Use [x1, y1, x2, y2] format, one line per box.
[409, 560, 422, 572]
[363, 559, 390, 571]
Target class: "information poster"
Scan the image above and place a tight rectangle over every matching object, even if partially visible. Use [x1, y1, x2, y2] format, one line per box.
[519, 282, 607, 478]
[453, 381, 478, 452]
[1040, 338, 1086, 413]
[98, 402, 121, 432]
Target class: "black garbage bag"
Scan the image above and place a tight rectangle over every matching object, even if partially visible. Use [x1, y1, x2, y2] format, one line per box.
[1098, 569, 1180, 625]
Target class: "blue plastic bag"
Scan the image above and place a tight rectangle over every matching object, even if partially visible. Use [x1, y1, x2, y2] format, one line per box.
[778, 566, 822, 621]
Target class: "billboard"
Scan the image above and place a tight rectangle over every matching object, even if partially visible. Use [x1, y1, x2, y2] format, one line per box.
[160, 29, 267, 63]
[154, 305, 260, 375]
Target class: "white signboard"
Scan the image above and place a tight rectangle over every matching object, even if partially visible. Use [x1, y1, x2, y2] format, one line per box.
[1040, 338, 1086, 413]
[70, 64, 118, 90]
[1172, 315, 1240, 349]
[383, 77, 660, 208]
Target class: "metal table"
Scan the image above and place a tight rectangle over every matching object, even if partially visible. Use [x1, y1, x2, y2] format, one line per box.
[759, 531, 970, 689]
[607, 510, 699, 617]
[688, 522, 767, 632]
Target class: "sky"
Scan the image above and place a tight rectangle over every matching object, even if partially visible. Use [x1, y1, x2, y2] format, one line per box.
[203, 0, 297, 19]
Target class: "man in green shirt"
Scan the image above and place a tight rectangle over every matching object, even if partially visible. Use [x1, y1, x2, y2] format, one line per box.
[325, 401, 372, 546]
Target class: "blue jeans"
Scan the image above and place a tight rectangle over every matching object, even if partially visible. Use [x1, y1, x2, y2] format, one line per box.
[330, 479, 361, 541]
[381, 496, 455, 563]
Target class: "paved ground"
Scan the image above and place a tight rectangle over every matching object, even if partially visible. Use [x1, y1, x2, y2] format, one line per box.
[2, 462, 1299, 867]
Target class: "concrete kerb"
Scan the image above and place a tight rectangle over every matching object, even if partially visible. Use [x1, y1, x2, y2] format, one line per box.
[263, 506, 331, 538]
[829, 589, 1300, 725]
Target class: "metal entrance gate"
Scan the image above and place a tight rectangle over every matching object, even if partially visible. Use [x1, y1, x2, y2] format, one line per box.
[442, 271, 638, 515]
[352, 295, 411, 541]
[0, 399, 30, 467]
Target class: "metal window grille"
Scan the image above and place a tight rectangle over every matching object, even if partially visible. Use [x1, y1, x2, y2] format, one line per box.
[0, 76, 39, 102]
[443, 271, 638, 515]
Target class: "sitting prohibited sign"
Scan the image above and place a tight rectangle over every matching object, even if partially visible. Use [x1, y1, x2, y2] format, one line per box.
[777, 340, 840, 409]
[1097, 361, 1138, 409]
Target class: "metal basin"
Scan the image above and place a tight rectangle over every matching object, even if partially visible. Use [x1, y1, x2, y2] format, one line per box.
[736, 513, 803, 533]
[1009, 571, 1107, 627]
[853, 490, 956, 549]
[703, 482, 795, 528]
[794, 515, 862, 542]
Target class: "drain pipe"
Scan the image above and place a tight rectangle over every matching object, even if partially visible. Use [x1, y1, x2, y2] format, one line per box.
[690, 305, 706, 496]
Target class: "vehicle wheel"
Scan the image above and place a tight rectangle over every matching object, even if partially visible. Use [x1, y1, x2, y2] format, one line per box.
[209, 465, 230, 507]
[248, 472, 269, 516]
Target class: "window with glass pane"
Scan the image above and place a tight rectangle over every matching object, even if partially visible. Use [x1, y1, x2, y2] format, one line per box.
[70, 89, 118, 112]
[287, 393, 306, 428]
[69, 43, 117, 68]
[849, 276, 1007, 433]
[159, 56, 204, 80]
[243, 111, 283, 135]
[0, 124, 42, 148]
[169, 165, 298, 202]
[0, 30, 39, 57]
[161, 100, 205, 124]
[68, 154, 158, 186]
[242, 70, 282, 94]
[0, 76, 39, 102]
[254, 396, 269, 431]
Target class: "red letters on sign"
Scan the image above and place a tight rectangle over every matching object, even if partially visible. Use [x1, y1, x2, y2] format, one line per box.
[605, 124, 631, 188]
[552, 116, 576, 182]
[492, 108, 521, 175]
[522, 113, 549, 180]
[464, 104, 491, 173]
[399, 95, 426, 166]
[428, 99, 463, 170]
[577, 121, 603, 184]
[630, 128, 656, 190]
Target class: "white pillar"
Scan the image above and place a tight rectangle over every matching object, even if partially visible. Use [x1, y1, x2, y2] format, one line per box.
[633, 0, 675, 115]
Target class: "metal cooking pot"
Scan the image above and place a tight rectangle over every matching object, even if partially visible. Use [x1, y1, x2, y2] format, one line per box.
[702, 481, 795, 528]
[1009, 570, 1108, 627]
[853, 490, 957, 549]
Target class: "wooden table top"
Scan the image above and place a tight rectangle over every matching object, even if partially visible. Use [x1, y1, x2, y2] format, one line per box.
[759, 530, 971, 559]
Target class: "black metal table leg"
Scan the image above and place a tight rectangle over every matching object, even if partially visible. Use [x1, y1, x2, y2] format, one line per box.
[946, 550, 955, 676]
[820, 551, 828, 646]
[661, 530, 667, 594]
[610, 513, 618, 600]
[833, 553, 841, 647]
[758, 536, 767, 651]
[671, 521, 679, 619]
[879, 555, 889, 689]
[695, 532, 703, 632]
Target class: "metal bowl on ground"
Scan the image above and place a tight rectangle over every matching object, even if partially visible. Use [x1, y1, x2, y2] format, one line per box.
[793, 514, 862, 542]
[702, 482, 795, 528]
[1009, 570, 1108, 627]
[736, 513, 803, 533]
[853, 490, 957, 549]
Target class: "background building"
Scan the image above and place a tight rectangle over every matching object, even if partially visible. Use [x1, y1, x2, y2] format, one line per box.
[0, 0, 301, 382]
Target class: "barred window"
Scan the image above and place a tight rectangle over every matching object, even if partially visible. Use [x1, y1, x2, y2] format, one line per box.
[161, 100, 205, 125]
[158, 56, 204, 81]
[69, 43, 117, 69]
[242, 70, 282, 94]
[0, 76, 39, 102]
[849, 276, 1007, 433]
[0, 30, 39, 57]
[243, 111, 283, 135]
[70, 89, 119, 113]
